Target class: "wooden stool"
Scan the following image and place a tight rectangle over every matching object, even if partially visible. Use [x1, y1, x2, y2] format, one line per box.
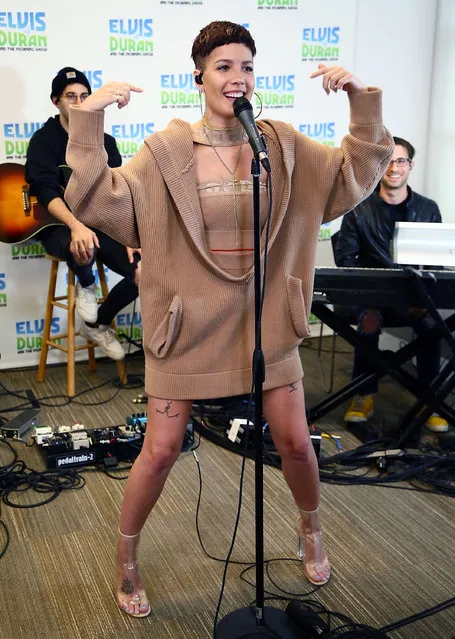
[37, 255, 127, 396]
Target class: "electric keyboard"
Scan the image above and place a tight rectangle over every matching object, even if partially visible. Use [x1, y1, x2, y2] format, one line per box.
[313, 267, 455, 309]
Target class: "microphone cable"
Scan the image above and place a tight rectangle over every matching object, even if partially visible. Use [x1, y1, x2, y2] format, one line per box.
[208, 385, 255, 638]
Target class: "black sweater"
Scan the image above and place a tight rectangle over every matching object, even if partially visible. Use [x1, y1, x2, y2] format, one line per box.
[334, 186, 442, 269]
[25, 115, 121, 209]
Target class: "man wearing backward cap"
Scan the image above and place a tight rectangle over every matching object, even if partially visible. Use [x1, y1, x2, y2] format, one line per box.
[25, 67, 141, 360]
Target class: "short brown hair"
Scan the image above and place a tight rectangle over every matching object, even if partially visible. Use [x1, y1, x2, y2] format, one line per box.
[191, 21, 256, 69]
[393, 136, 415, 161]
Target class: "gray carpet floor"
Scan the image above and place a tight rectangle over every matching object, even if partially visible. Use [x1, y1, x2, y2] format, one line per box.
[0, 340, 454, 639]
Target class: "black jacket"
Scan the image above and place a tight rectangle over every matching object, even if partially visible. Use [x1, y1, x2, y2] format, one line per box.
[25, 115, 121, 209]
[334, 186, 442, 269]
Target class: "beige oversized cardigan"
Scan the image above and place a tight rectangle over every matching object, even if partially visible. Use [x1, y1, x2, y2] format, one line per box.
[65, 88, 393, 399]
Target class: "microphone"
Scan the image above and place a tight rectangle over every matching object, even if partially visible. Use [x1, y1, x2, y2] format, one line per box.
[233, 96, 271, 173]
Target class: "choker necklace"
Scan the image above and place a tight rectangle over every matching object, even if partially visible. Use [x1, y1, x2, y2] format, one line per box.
[195, 118, 246, 147]
[202, 124, 244, 177]
[201, 122, 246, 247]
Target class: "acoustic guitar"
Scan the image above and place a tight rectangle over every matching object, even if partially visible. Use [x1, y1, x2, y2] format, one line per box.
[0, 162, 69, 244]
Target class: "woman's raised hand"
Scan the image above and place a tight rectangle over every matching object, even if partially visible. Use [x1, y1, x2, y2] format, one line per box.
[79, 81, 143, 111]
[310, 64, 366, 95]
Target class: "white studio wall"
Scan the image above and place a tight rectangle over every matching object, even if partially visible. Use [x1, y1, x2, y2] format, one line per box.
[0, 0, 441, 369]
[426, 0, 455, 222]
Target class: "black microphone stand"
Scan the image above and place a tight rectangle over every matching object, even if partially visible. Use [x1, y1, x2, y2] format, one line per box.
[215, 157, 300, 638]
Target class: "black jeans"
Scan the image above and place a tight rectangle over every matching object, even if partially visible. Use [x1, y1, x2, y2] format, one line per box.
[352, 306, 441, 396]
[39, 226, 139, 326]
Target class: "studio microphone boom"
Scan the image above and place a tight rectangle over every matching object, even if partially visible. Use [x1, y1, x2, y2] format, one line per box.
[233, 96, 271, 173]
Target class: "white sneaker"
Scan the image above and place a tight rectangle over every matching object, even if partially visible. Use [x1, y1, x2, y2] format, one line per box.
[75, 282, 98, 323]
[80, 322, 125, 360]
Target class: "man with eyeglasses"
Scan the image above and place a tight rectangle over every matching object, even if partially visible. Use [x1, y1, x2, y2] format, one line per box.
[25, 67, 141, 361]
[334, 136, 448, 433]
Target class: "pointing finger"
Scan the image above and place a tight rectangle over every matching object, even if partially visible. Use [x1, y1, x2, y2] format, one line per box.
[309, 63, 329, 78]
[119, 83, 143, 93]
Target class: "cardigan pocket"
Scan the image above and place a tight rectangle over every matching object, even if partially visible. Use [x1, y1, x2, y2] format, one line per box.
[285, 275, 311, 339]
[149, 295, 183, 359]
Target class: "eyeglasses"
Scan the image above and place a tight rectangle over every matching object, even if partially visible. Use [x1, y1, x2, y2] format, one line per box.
[62, 92, 89, 103]
[389, 157, 411, 167]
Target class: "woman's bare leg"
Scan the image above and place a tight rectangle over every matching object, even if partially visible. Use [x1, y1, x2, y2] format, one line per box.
[116, 397, 193, 616]
[263, 381, 330, 584]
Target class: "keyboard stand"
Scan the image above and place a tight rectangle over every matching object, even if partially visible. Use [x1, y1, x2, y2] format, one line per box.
[308, 267, 455, 446]
[396, 268, 455, 446]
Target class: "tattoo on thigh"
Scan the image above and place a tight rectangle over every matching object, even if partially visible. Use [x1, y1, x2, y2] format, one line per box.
[289, 383, 298, 393]
[156, 400, 180, 418]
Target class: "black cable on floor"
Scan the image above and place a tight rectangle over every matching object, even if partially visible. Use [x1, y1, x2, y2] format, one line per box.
[0, 434, 139, 558]
[0, 369, 144, 414]
[193, 402, 455, 497]
[380, 596, 455, 633]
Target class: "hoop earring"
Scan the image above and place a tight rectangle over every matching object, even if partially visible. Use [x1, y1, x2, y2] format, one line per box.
[254, 92, 263, 119]
[198, 90, 205, 119]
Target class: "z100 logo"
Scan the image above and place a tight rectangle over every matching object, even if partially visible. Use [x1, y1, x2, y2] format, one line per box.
[16, 318, 61, 353]
[109, 18, 153, 56]
[0, 273, 6, 307]
[112, 123, 154, 158]
[302, 27, 340, 62]
[299, 122, 336, 147]
[0, 11, 47, 51]
[3, 121, 45, 158]
[116, 311, 142, 343]
[11, 242, 45, 260]
[255, 75, 295, 109]
[161, 74, 198, 109]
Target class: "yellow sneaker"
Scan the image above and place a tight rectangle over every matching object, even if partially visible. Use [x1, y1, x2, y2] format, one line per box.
[425, 413, 449, 433]
[344, 395, 374, 423]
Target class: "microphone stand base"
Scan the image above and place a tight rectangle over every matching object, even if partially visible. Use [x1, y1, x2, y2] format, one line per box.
[216, 606, 301, 638]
